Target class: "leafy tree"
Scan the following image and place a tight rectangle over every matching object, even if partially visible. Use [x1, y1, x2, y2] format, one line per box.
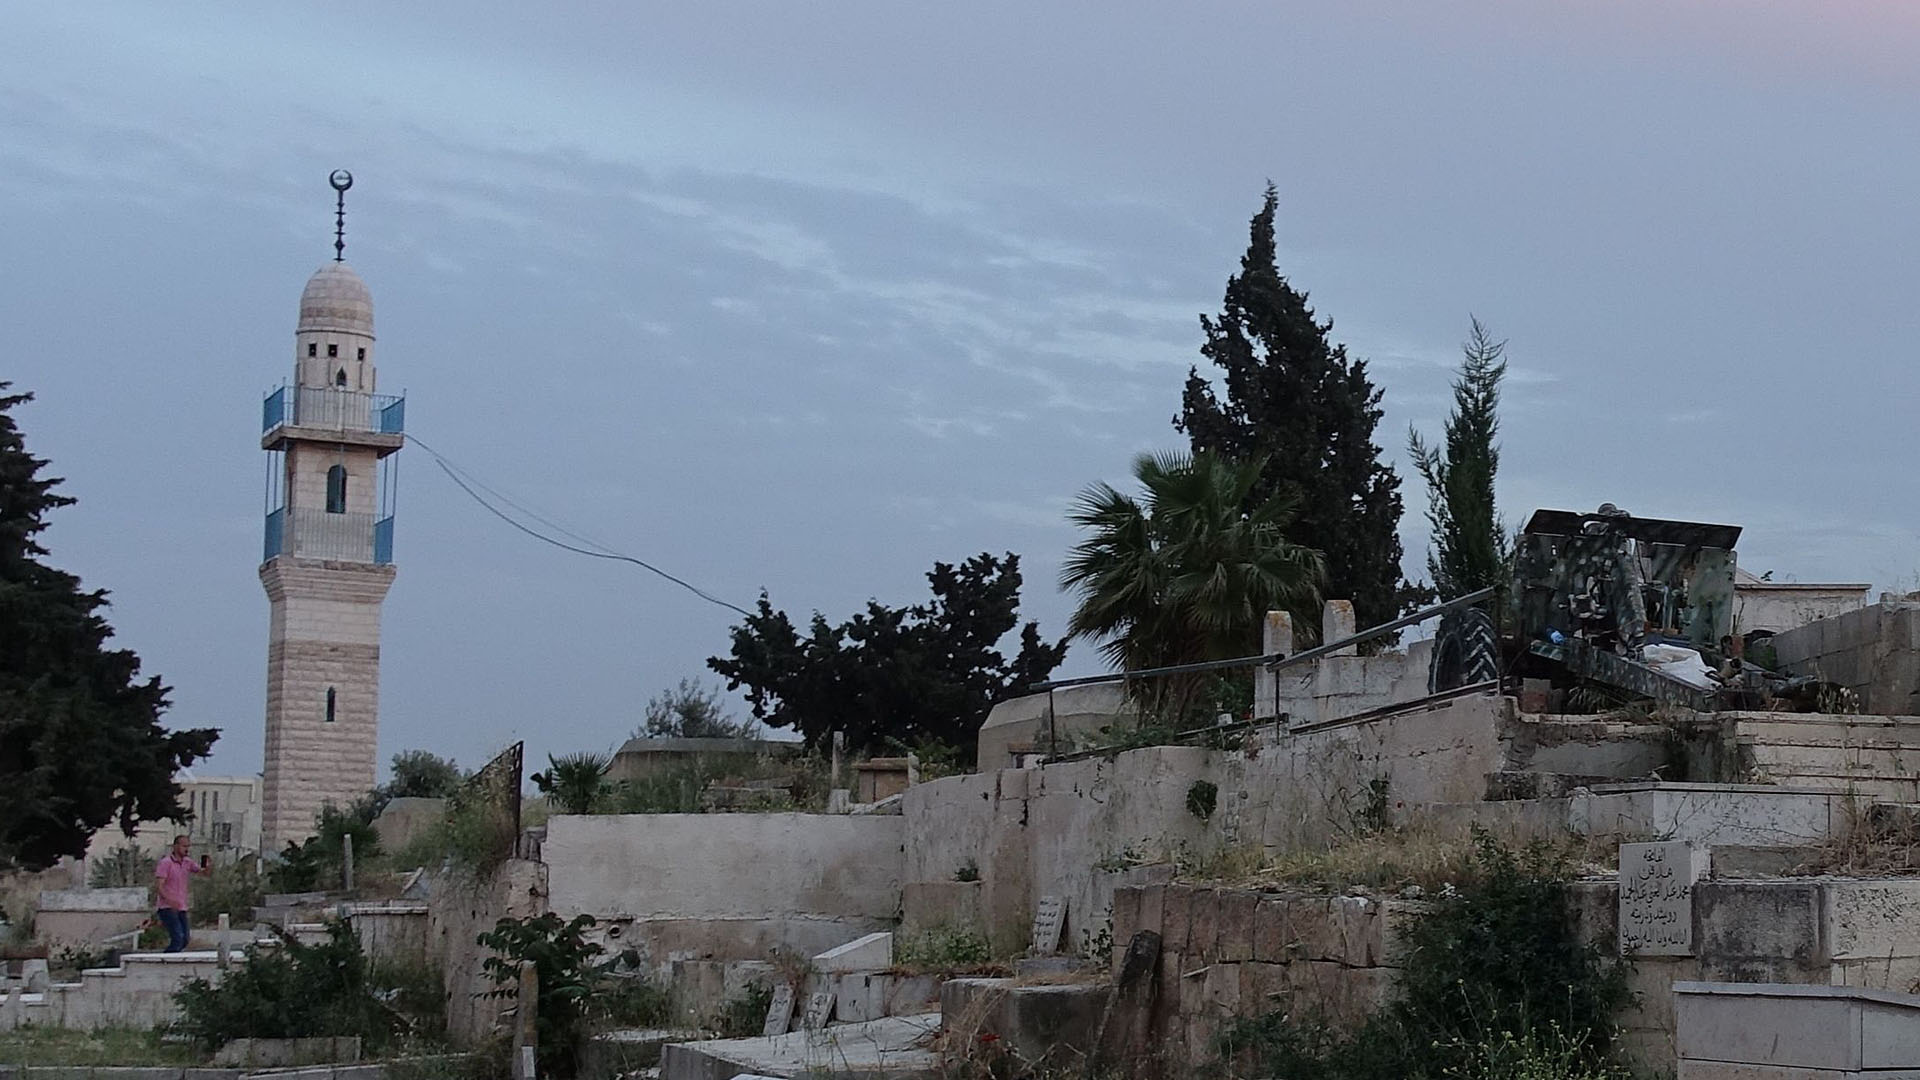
[88, 842, 155, 888]
[268, 803, 381, 893]
[530, 751, 610, 814]
[1061, 450, 1322, 718]
[381, 749, 465, 801]
[1176, 185, 1420, 633]
[0, 384, 217, 870]
[639, 677, 759, 740]
[709, 553, 1067, 756]
[1410, 317, 1510, 598]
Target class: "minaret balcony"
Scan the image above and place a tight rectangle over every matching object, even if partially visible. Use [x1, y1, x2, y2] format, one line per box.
[261, 385, 405, 454]
[264, 507, 396, 566]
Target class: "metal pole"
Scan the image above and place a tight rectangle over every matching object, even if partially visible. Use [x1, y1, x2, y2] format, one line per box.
[1030, 587, 1498, 692]
[341, 833, 354, 893]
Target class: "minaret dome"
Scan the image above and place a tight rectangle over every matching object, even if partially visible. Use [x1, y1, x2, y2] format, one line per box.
[294, 263, 376, 392]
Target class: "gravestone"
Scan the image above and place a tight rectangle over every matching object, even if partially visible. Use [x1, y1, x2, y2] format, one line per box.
[762, 983, 796, 1036]
[1031, 895, 1068, 955]
[802, 989, 836, 1030]
[1619, 841, 1709, 956]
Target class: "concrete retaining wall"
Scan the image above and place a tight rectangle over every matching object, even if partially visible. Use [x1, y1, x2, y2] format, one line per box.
[903, 694, 1514, 953]
[544, 813, 903, 966]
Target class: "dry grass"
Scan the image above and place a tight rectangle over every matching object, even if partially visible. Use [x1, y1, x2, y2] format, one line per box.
[1787, 799, 1920, 877]
[1175, 823, 1607, 895]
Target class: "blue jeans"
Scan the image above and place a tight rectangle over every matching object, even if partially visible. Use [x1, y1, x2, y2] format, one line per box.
[155, 908, 190, 953]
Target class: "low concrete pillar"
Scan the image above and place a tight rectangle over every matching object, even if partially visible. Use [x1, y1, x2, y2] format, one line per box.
[511, 959, 538, 1080]
[1254, 611, 1295, 720]
[217, 913, 231, 970]
[1323, 600, 1357, 656]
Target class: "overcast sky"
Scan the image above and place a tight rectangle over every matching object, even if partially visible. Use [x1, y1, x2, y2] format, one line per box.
[7, 2, 1920, 780]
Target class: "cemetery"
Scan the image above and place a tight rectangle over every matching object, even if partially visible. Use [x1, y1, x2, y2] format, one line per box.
[15, 557, 1920, 1076]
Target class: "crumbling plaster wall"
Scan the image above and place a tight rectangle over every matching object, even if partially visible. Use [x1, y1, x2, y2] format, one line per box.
[544, 813, 904, 964]
[426, 858, 547, 1046]
[904, 693, 1517, 953]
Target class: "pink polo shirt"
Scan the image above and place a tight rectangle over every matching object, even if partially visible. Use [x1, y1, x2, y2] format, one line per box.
[154, 854, 199, 911]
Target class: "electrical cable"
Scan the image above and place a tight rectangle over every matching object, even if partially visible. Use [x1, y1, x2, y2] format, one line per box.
[404, 432, 755, 619]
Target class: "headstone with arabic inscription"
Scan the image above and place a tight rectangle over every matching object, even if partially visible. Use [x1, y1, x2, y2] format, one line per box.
[762, 983, 796, 1036]
[1618, 841, 1709, 956]
[1031, 895, 1067, 955]
[801, 989, 836, 1030]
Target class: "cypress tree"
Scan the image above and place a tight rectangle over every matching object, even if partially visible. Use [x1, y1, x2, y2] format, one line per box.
[1410, 317, 1510, 598]
[1177, 185, 1419, 632]
[0, 384, 217, 870]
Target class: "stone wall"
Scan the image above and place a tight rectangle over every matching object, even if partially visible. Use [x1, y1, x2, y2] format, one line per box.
[1106, 882, 1415, 1067]
[1772, 601, 1920, 715]
[1108, 874, 1920, 1073]
[424, 859, 547, 1046]
[544, 813, 903, 965]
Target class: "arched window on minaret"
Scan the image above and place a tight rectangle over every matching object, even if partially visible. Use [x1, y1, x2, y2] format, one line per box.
[326, 465, 347, 514]
[325, 687, 337, 723]
[335, 368, 348, 388]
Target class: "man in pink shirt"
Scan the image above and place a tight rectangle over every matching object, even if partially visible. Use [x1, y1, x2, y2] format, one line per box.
[153, 834, 205, 953]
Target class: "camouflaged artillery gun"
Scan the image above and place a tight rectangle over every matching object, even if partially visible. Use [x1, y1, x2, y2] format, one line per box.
[1431, 504, 1855, 712]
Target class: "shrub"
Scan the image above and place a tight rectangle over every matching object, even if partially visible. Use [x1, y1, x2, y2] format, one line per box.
[894, 926, 994, 970]
[174, 920, 398, 1050]
[89, 843, 155, 889]
[477, 913, 604, 1077]
[712, 983, 775, 1038]
[386, 790, 516, 876]
[191, 860, 263, 926]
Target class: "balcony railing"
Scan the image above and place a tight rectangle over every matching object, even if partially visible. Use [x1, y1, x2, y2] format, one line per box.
[262, 386, 405, 436]
[263, 507, 396, 565]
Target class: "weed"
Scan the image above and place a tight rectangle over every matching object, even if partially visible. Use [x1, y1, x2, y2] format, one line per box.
[1092, 845, 1147, 873]
[895, 926, 996, 971]
[593, 972, 674, 1029]
[1356, 777, 1392, 835]
[1187, 780, 1219, 821]
[1078, 919, 1114, 966]
[955, 859, 982, 883]
[713, 982, 776, 1038]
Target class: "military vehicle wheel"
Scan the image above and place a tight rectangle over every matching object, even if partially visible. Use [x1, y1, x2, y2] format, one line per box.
[1429, 606, 1499, 693]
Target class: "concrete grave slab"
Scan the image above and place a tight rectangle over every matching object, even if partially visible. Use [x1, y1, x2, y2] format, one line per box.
[1675, 981, 1920, 1072]
[661, 1012, 940, 1080]
[813, 932, 891, 974]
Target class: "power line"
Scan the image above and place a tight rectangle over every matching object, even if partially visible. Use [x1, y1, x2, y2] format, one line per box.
[404, 433, 756, 619]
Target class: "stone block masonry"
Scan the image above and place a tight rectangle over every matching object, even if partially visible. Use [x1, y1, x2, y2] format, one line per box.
[260, 558, 394, 849]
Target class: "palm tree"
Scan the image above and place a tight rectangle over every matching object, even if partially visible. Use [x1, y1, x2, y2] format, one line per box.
[1061, 450, 1324, 720]
[530, 751, 611, 815]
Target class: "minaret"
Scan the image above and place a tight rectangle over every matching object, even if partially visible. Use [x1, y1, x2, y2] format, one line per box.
[258, 170, 404, 850]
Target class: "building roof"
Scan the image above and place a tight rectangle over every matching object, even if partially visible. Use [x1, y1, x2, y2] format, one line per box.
[1733, 567, 1870, 590]
[297, 262, 374, 337]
